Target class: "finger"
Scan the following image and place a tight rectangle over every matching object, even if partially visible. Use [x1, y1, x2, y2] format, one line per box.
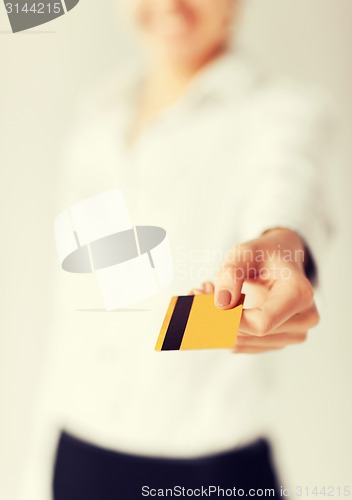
[202, 281, 215, 294]
[236, 332, 308, 348]
[189, 282, 214, 296]
[232, 345, 285, 354]
[239, 302, 319, 335]
[214, 243, 256, 310]
[242, 273, 314, 336]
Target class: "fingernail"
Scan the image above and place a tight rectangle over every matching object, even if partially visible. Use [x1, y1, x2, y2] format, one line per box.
[215, 289, 232, 307]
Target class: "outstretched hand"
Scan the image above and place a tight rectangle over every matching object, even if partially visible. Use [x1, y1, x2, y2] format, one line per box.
[189, 229, 319, 354]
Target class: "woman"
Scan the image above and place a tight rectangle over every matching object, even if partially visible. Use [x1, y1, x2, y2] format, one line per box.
[20, 1, 333, 499]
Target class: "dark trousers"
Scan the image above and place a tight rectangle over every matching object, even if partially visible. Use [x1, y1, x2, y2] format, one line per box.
[53, 432, 280, 499]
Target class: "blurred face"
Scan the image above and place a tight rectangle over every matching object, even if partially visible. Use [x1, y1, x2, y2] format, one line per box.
[123, 0, 241, 66]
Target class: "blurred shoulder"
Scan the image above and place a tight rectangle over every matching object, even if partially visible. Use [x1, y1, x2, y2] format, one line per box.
[223, 50, 338, 152]
[246, 64, 336, 124]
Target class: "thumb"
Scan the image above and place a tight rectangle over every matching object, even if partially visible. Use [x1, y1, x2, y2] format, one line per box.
[214, 244, 256, 309]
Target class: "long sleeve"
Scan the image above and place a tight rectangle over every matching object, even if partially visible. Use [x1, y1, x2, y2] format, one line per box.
[237, 82, 336, 282]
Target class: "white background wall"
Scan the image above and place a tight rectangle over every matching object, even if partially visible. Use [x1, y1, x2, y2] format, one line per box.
[0, 0, 351, 498]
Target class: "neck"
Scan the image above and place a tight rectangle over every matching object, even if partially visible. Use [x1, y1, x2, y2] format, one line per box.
[128, 42, 228, 144]
[145, 64, 194, 108]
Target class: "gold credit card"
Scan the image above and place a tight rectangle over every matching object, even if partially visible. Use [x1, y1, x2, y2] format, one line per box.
[155, 294, 245, 351]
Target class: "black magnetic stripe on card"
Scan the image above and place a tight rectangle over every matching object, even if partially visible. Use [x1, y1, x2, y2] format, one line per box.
[161, 295, 194, 351]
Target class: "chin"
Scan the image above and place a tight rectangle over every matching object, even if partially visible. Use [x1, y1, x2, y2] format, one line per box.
[154, 39, 205, 65]
[163, 46, 198, 62]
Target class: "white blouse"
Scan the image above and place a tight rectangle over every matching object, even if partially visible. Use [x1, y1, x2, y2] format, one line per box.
[19, 50, 333, 500]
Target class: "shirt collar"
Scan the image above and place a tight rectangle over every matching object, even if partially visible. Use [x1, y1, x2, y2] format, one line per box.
[181, 47, 262, 106]
[119, 48, 261, 111]
[112, 48, 261, 144]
